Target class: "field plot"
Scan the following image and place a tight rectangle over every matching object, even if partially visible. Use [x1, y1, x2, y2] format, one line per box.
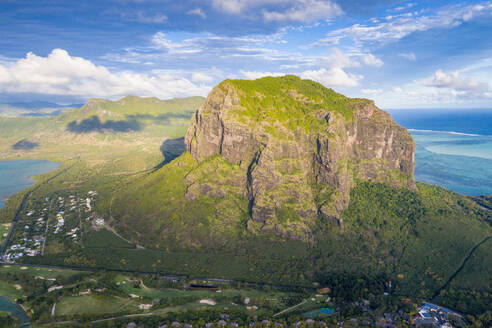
[0, 280, 24, 299]
[0, 264, 87, 278]
[55, 294, 140, 316]
[83, 229, 135, 249]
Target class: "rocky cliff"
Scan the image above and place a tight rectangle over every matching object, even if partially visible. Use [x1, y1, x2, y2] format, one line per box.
[184, 76, 415, 240]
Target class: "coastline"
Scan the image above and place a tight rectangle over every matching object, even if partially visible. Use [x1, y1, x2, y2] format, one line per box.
[0, 160, 61, 210]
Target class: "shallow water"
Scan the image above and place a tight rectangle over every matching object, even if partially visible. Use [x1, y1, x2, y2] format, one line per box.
[388, 109, 492, 195]
[0, 295, 30, 325]
[0, 160, 60, 208]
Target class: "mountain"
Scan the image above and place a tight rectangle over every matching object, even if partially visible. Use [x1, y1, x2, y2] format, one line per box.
[0, 101, 83, 117]
[185, 76, 415, 238]
[112, 76, 421, 245]
[3, 101, 81, 109]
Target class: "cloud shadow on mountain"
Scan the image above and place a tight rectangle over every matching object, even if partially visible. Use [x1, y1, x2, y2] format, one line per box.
[67, 116, 141, 133]
[126, 112, 194, 125]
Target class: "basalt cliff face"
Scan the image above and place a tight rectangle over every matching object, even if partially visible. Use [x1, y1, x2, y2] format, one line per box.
[184, 76, 415, 239]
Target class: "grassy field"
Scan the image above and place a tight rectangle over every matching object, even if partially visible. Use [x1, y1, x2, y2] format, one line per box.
[0, 280, 24, 299]
[83, 229, 135, 249]
[55, 294, 140, 316]
[49, 273, 299, 318]
[117, 275, 292, 301]
[0, 264, 88, 278]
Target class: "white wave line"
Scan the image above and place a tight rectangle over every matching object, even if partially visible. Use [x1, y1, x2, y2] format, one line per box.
[408, 129, 482, 137]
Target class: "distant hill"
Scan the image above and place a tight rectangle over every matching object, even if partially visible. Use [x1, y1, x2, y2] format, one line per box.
[0, 101, 83, 117]
[0, 95, 205, 162]
[2, 101, 83, 110]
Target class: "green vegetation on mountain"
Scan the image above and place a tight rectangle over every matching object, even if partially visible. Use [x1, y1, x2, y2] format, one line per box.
[225, 75, 369, 131]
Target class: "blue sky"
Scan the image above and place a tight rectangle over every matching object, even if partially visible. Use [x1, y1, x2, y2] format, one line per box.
[0, 0, 492, 108]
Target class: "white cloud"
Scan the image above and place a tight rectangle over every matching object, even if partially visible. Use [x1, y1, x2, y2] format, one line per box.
[135, 11, 167, 23]
[187, 8, 206, 19]
[301, 67, 362, 87]
[360, 53, 384, 67]
[300, 49, 369, 88]
[314, 2, 492, 47]
[361, 88, 383, 96]
[392, 3, 417, 12]
[0, 49, 211, 99]
[212, 0, 246, 14]
[383, 68, 492, 106]
[149, 32, 285, 58]
[212, 0, 342, 23]
[263, 0, 342, 23]
[191, 72, 214, 83]
[398, 52, 416, 61]
[240, 70, 285, 79]
[118, 10, 167, 24]
[424, 69, 489, 91]
[151, 32, 203, 54]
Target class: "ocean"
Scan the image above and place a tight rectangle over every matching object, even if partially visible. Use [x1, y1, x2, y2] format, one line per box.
[0, 160, 60, 209]
[388, 109, 492, 196]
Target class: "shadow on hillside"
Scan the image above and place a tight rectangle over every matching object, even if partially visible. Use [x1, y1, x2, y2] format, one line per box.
[67, 116, 141, 133]
[156, 137, 186, 169]
[12, 139, 39, 150]
[127, 112, 194, 125]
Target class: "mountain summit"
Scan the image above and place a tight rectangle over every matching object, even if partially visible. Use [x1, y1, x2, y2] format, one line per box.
[184, 76, 415, 238]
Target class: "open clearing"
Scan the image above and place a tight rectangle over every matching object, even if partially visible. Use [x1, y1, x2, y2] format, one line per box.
[0, 264, 87, 278]
[55, 294, 140, 316]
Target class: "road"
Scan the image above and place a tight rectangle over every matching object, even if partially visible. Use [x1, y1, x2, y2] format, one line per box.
[273, 299, 307, 317]
[41, 199, 53, 256]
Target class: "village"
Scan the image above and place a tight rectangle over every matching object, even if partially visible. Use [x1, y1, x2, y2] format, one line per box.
[2, 190, 100, 263]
